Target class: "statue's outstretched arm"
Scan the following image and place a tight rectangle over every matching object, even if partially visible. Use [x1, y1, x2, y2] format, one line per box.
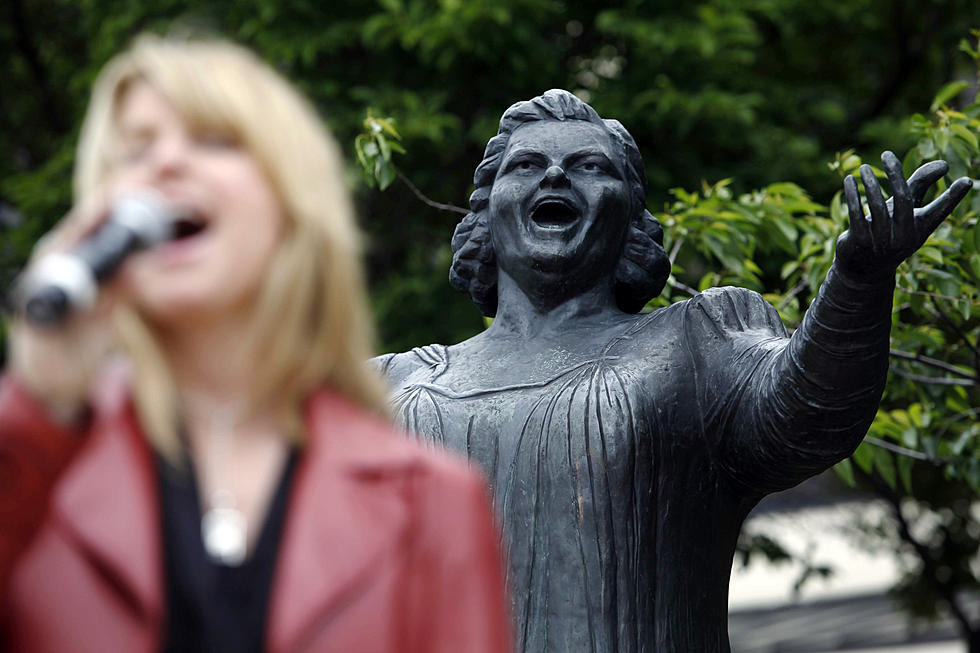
[723, 153, 971, 492]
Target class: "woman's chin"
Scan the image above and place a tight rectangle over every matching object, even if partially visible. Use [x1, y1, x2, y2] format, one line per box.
[132, 289, 233, 330]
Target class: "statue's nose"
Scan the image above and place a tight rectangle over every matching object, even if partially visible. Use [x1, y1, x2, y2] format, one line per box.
[541, 165, 570, 188]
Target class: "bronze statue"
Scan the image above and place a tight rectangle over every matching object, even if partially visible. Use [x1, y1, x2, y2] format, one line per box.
[376, 90, 973, 653]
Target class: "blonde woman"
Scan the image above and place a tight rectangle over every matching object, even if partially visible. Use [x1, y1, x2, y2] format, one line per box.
[0, 34, 511, 653]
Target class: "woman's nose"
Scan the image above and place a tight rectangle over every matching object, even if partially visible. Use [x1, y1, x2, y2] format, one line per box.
[541, 165, 570, 189]
[148, 136, 191, 177]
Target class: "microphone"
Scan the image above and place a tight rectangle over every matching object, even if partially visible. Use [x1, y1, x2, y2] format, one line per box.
[14, 190, 179, 327]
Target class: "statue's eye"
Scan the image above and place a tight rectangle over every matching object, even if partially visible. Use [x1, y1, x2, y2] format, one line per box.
[506, 156, 544, 174]
[576, 159, 605, 173]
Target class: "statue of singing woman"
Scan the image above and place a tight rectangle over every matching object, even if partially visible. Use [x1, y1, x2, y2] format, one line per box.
[376, 89, 973, 653]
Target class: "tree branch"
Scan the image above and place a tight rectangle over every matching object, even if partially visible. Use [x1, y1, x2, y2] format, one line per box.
[396, 169, 468, 215]
[889, 367, 978, 386]
[898, 285, 972, 304]
[777, 278, 810, 311]
[668, 237, 684, 264]
[667, 277, 699, 297]
[926, 299, 980, 368]
[857, 467, 978, 643]
[864, 436, 942, 463]
[889, 349, 979, 380]
[934, 408, 980, 444]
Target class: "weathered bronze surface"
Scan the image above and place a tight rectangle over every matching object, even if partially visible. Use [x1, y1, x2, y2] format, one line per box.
[377, 90, 973, 653]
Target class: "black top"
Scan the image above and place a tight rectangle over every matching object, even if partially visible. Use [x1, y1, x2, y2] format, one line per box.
[156, 450, 298, 653]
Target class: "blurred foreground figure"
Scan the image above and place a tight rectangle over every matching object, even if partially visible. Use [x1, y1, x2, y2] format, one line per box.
[378, 90, 973, 653]
[0, 35, 511, 653]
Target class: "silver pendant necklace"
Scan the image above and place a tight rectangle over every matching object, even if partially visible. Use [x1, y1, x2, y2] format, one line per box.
[202, 490, 248, 565]
[196, 402, 249, 566]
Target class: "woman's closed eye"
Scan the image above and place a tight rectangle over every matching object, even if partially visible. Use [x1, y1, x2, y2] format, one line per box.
[193, 129, 239, 150]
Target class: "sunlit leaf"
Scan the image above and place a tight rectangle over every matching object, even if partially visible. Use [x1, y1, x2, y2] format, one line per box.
[930, 81, 969, 111]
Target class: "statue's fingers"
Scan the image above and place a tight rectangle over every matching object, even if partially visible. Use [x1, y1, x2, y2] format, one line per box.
[907, 160, 949, 207]
[860, 164, 889, 246]
[882, 152, 911, 214]
[916, 176, 974, 236]
[883, 151, 913, 245]
[843, 175, 872, 246]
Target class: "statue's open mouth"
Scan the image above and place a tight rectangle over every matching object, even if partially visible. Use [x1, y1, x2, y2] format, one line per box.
[530, 198, 578, 228]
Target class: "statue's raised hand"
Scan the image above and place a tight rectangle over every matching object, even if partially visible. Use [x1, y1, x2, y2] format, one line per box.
[836, 151, 973, 275]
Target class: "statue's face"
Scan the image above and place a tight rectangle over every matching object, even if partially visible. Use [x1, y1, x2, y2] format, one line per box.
[488, 119, 631, 287]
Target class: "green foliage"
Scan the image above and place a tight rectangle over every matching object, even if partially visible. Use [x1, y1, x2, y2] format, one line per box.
[651, 178, 831, 327]
[5, 0, 980, 353]
[653, 32, 980, 629]
[355, 112, 405, 190]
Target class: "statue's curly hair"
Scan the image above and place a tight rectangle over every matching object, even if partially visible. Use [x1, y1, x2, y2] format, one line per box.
[449, 89, 670, 317]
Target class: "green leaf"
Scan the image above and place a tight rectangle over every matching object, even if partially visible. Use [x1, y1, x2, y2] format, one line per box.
[378, 134, 392, 162]
[950, 123, 979, 150]
[673, 187, 698, 205]
[931, 81, 969, 111]
[852, 441, 874, 473]
[834, 458, 856, 487]
[907, 404, 923, 427]
[917, 139, 938, 159]
[897, 454, 914, 493]
[968, 458, 980, 492]
[969, 256, 980, 281]
[874, 449, 897, 489]
[377, 117, 402, 139]
[901, 426, 918, 449]
[918, 246, 944, 265]
[354, 136, 370, 169]
[377, 160, 396, 190]
[951, 428, 976, 456]
[960, 37, 980, 59]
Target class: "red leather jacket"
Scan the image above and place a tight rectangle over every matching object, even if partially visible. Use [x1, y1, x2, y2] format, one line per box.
[0, 374, 512, 653]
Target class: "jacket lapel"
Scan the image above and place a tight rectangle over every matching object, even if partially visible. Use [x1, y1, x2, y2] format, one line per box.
[51, 393, 163, 627]
[266, 390, 420, 653]
[47, 382, 418, 652]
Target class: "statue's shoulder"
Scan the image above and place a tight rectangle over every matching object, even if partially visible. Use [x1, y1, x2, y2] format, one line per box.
[658, 286, 788, 338]
[372, 344, 450, 388]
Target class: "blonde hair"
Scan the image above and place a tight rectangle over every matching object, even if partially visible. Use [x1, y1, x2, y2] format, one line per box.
[74, 33, 390, 455]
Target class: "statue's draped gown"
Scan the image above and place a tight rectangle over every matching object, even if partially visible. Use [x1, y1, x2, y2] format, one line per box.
[378, 272, 890, 653]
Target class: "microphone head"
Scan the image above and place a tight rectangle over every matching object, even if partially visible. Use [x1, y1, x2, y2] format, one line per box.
[111, 189, 180, 247]
[23, 285, 71, 326]
[12, 252, 97, 326]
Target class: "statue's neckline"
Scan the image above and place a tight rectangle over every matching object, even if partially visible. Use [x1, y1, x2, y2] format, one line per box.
[405, 309, 667, 398]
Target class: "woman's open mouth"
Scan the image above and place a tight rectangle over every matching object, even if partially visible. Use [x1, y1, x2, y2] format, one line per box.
[150, 209, 212, 266]
[171, 213, 208, 241]
[530, 198, 578, 229]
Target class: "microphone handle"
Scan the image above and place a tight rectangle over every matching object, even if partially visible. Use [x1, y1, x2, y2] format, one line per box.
[73, 220, 143, 282]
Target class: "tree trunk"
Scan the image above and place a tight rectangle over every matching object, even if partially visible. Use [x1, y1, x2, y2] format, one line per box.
[967, 628, 980, 653]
